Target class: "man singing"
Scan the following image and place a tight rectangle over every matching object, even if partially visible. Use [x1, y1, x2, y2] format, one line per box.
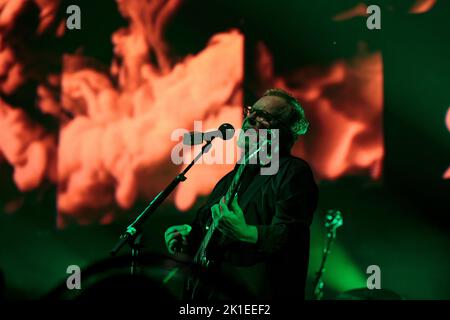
[164, 88, 318, 300]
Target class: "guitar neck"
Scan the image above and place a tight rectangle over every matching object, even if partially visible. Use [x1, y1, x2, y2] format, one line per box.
[193, 161, 248, 264]
[193, 142, 268, 265]
[224, 161, 247, 206]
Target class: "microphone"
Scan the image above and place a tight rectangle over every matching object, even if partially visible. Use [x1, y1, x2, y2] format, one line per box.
[183, 123, 235, 145]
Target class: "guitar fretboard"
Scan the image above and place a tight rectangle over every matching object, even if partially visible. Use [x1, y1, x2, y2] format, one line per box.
[192, 139, 269, 266]
[193, 160, 247, 265]
[225, 162, 247, 205]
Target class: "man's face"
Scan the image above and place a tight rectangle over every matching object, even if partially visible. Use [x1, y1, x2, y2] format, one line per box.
[238, 95, 289, 149]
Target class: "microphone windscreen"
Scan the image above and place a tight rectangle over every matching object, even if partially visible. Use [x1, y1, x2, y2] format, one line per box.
[218, 123, 235, 140]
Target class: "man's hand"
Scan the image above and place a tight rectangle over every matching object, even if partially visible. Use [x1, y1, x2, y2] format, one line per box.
[211, 197, 258, 243]
[164, 224, 192, 254]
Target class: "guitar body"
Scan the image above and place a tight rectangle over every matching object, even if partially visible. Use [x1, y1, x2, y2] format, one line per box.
[184, 258, 220, 300]
[184, 206, 234, 300]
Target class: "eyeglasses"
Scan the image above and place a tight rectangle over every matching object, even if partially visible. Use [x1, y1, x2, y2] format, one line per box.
[243, 105, 279, 125]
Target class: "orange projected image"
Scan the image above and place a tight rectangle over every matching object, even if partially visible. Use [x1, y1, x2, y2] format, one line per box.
[0, 1, 60, 195]
[2, 0, 445, 228]
[251, 42, 383, 181]
[0, 0, 244, 227]
[0, 0, 384, 227]
[59, 31, 243, 226]
[57, 2, 244, 227]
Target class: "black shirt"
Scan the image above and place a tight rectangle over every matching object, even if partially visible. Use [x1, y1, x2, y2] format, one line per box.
[188, 154, 319, 300]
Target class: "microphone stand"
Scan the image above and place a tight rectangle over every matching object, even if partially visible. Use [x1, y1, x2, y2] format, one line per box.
[312, 230, 335, 300]
[312, 210, 343, 300]
[110, 137, 216, 275]
[130, 233, 143, 275]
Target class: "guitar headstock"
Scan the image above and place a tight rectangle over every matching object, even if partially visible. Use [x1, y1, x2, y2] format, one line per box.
[244, 128, 279, 165]
[325, 209, 343, 238]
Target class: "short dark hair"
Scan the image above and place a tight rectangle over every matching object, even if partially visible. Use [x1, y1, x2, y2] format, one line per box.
[263, 88, 309, 147]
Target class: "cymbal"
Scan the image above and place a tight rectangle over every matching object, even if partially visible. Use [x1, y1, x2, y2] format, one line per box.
[336, 288, 403, 300]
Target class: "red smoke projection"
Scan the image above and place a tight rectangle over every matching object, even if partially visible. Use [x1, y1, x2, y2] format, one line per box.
[251, 0, 437, 181]
[253, 41, 383, 180]
[291, 53, 384, 180]
[0, 1, 60, 193]
[332, 0, 437, 20]
[0, 0, 243, 227]
[271, 0, 438, 181]
[58, 2, 243, 226]
[0, 102, 57, 191]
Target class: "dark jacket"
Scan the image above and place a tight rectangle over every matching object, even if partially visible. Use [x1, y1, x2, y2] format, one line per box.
[187, 154, 318, 300]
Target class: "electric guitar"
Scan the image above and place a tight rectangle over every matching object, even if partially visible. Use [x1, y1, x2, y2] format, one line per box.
[185, 133, 273, 299]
